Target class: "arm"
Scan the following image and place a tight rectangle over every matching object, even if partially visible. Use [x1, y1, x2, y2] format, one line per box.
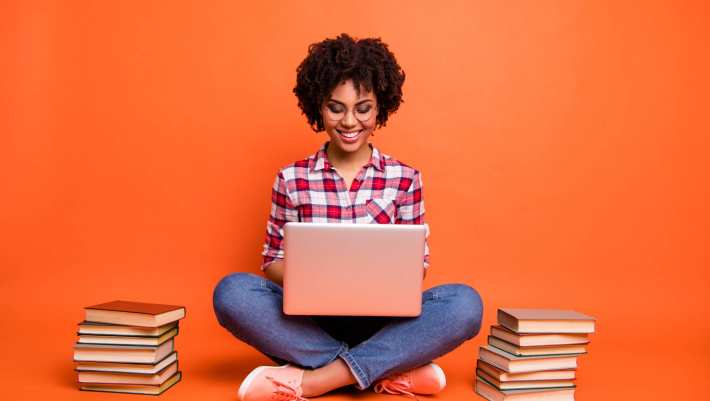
[260, 171, 298, 284]
[396, 170, 430, 278]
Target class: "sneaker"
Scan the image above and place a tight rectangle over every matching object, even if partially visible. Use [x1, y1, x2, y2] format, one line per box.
[373, 363, 446, 398]
[237, 364, 308, 401]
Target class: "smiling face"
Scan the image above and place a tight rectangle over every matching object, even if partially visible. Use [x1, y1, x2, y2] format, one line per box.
[321, 79, 378, 160]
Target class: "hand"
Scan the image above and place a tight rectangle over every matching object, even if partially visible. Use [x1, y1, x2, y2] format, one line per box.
[264, 260, 285, 286]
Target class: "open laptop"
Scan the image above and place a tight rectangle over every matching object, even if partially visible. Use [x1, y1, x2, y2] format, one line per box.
[282, 222, 426, 317]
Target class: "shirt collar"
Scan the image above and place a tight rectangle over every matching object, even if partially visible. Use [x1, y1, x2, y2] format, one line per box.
[311, 141, 385, 172]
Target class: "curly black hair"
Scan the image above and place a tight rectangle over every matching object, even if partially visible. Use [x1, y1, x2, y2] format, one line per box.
[293, 33, 406, 132]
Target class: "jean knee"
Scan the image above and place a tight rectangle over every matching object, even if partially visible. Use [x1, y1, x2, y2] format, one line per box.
[212, 272, 263, 324]
[448, 284, 484, 340]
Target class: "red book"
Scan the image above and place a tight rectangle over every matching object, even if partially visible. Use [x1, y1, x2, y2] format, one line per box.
[85, 300, 186, 327]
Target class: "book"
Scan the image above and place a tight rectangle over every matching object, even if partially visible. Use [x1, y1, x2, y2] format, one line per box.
[78, 361, 178, 385]
[488, 336, 587, 356]
[78, 321, 178, 336]
[479, 345, 577, 373]
[74, 339, 174, 363]
[85, 300, 186, 327]
[78, 327, 178, 346]
[80, 371, 181, 395]
[475, 377, 575, 401]
[75, 352, 178, 374]
[490, 325, 589, 347]
[497, 309, 595, 334]
[477, 360, 576, 382]
[476, 370, 574, 390]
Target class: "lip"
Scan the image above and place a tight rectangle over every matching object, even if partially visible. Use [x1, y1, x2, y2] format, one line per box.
[336, 128, 362, 144]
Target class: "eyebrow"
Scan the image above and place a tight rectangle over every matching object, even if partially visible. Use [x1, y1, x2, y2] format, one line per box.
[327, 98, 374, 106]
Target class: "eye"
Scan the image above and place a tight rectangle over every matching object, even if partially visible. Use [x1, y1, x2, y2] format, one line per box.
[356, 106, 372, 114]
[327, 105, 344, 113]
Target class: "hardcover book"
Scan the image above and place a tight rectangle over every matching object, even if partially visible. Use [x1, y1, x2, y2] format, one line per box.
[73, 339, 174, 364]
[477, 360, 576, 382]
[78, 327, 178, 346]
[476, 370, 575, 390]
[497, 309, 595, 334]
[479, 345, 578, 373]
[85, 300, 186, 327]
[78, 361, 178, 385]
[79, 371, 182, 395]
[488, 335, 587, 357]
[490, 325, 589, 347]
[475, 377, 575, 401]
[75, 352, 178, 374]
[78, 321, 178, 337]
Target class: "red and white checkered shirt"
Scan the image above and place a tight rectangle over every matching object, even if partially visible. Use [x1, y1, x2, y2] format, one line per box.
[261, 141, 430, 270]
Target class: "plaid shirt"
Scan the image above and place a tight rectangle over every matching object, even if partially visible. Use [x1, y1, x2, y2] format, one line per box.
[261, 141, 430, 270]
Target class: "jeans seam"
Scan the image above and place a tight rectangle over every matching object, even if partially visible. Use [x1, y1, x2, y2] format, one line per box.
[324, 342, 349, 366]
[338, 350, 370, 390]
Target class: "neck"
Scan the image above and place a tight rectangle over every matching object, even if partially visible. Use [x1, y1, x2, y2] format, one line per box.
[326, 142, 372, 170]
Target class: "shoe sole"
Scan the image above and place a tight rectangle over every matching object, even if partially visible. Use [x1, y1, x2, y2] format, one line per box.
[237, 364, 289, 401]
[430, 363, 446, 389]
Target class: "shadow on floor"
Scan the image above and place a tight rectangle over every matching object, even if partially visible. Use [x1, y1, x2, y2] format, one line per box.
[189, 354, 270, 383]
[51, 358, 80, 388]
[188, 355, 396, 399]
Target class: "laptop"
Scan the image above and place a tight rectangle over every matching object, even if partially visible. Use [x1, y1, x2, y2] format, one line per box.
[282, 222, 426, 317]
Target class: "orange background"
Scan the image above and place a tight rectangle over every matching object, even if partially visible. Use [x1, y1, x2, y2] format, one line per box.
[2, 1, 709, 400]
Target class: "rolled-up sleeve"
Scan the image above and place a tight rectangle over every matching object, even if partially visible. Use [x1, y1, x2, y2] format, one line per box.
[261, 171, 298, 271]
[396, 171, 430, 269]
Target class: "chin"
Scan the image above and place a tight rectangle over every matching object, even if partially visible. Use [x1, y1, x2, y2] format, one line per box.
[337, 139, 367, 153]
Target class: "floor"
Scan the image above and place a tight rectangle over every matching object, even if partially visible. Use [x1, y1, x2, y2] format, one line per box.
[3, 301, 707, 401]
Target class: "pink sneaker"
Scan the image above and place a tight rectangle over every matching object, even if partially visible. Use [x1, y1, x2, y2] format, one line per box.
[237, 364, 308, 401]
[373, 363, 446, 398]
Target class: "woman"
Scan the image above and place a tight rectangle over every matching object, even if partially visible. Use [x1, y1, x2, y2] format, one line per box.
[213, 33, 483, 401]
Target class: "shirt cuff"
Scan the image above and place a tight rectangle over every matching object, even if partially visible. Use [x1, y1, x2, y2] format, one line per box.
[261, 256, 283, 271]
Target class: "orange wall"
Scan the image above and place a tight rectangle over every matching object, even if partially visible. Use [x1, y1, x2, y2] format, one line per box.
[2, 1, 709, 395]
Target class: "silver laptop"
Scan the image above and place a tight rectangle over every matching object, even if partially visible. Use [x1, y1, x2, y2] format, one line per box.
[282, 222, 426, 316]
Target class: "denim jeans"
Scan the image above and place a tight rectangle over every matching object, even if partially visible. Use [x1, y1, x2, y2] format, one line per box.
[212, 272, 483, 390]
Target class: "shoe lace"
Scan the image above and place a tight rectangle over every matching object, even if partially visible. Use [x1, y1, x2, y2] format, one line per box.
[373, 374, 419, 400]
[265, 375, 309, 401]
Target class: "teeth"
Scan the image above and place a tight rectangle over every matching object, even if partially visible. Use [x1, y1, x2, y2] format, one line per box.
[338, 130, 361, 138]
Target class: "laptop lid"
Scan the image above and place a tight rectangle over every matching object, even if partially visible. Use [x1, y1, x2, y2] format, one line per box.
[282, 222, 426, 317]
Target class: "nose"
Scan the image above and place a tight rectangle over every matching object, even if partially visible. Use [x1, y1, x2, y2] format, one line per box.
[340, 109, 358, 128]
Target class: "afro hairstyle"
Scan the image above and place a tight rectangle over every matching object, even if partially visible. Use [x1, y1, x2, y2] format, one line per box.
[293, 33, 406, 132]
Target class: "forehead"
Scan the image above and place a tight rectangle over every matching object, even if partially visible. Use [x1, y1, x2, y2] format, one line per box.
[328, 79, 376, 103]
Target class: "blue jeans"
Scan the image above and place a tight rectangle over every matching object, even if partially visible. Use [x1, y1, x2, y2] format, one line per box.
[212, 272, 483, 390]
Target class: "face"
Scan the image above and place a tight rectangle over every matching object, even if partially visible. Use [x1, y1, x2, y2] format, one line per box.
[321, 79, 378, 156]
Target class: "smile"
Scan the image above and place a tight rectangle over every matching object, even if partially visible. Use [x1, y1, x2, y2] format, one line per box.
[336, 129, 362, 142]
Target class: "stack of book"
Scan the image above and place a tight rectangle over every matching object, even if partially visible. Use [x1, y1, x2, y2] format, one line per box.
[73, 300, 186, 395]
[475, 308, 595, 401]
